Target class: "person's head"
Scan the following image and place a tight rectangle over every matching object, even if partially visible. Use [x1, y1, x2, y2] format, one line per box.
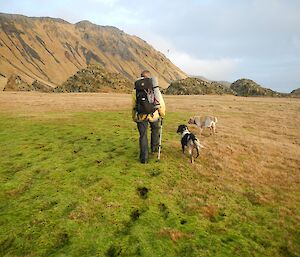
[141, 70, 151, 78]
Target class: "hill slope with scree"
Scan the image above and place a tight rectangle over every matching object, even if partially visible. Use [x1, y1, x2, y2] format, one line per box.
[0, 13, 186, 89]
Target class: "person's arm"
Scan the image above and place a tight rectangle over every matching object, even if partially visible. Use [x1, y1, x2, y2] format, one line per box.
[132, 90, 138, 122]
[158, 90, 165, 118]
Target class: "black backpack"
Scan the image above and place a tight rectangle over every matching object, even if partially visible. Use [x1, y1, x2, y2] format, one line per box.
[135, 78, 155, 115]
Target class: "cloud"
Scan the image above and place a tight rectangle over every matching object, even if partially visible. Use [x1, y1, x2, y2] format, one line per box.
[292, 36, 300, 49]
[170, 52, 241, 81]
[87, 0, 118, 7]
[134, 32, 241, 81]
[120, 0, 300, 90]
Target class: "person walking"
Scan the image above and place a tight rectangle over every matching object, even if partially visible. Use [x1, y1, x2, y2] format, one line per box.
[132, 70, 165, 163]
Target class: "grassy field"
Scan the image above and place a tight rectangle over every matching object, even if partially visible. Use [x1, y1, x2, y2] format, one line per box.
[0, 93, 299, 257]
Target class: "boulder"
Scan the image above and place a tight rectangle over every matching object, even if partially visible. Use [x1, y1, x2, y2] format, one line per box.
[3, 74, 33, 91]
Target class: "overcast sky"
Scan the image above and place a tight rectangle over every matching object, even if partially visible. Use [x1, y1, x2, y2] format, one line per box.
[1, 0, 300, 92]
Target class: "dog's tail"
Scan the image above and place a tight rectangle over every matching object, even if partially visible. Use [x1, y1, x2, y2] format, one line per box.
[213, 117, 218, 123]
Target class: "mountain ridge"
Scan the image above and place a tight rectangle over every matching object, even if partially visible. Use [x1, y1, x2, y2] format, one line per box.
[0, 13, 186, 89]
[230, 78, 285, 97]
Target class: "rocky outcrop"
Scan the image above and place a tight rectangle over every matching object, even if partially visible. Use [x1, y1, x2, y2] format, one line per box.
[164, 77, 235, 95]
[55, 65, 132, 93]
[3, 74, 33, 91]
[290, 88, 300, 97]
[230, 79, 283, 97]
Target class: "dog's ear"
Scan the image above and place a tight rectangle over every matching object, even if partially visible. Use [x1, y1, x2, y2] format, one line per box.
[177, 124, 185, 133]
[188, 118, 193, 124]
[177, 125, 183, 133]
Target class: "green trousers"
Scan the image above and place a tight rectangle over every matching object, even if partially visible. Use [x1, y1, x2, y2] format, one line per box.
[137, 119, 160, 163]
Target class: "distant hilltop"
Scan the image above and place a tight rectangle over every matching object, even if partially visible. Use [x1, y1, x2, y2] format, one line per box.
[290, 88, 300, 97]
[164, 77, 234, 95]
[164, 77, 297, 97]
[231, 78, 283, 97]
[0, 13, 186, 90]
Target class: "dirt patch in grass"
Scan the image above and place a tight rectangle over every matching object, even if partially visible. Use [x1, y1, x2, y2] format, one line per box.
[137, 187, 149, 199]
[159, 228, 192, 242]
[158, 203, 169, 219]
[130, 209, 141, 221]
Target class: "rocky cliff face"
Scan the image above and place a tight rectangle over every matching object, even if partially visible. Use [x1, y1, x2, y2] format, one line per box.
[0, 13, 186, 88]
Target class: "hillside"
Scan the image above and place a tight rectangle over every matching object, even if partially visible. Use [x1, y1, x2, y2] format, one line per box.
[164, 77, 235, 95]
[55, 65, 132, 93]
[290, 88, 300, 97]
[0, 13, 186, 88]
[0, 73, 7, 90]
[230, 78, 284, 97]
[164, 77, 291, 97]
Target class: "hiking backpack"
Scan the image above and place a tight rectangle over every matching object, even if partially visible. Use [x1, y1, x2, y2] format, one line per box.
[135, 78, 156, 115]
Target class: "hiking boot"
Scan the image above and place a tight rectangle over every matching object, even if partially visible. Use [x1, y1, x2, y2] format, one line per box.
[151, 147, 159, 153]
[140, 157, 148, 163]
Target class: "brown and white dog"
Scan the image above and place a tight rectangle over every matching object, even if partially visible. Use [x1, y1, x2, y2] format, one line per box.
[177, 124, 205, 163]
[188, 116, 218, 135]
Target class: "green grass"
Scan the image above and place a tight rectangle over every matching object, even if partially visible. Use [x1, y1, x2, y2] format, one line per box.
[0, 111, 299, 257]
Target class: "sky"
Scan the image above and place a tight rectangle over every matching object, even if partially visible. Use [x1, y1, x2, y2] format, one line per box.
[1, 0, 300, 92]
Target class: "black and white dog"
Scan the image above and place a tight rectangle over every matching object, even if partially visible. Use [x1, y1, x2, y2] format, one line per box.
[177, 124, 205, 163]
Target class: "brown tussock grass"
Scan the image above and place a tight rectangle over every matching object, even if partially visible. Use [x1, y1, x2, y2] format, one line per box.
[159, 228, 192, 242]
[201, 205, 219, 221]
[68, 206, 96, 222]
[166, 96, 299, 219]
[6, 181, 32, 197]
